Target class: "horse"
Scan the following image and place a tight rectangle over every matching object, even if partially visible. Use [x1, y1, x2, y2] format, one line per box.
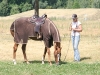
[10, 14, 61, 65]
[40, 16, 62, 65]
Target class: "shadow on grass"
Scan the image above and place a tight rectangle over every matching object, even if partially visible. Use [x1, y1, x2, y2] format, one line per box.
[80, 57, 91, 61]
[29, 60, 49, 64]
[29, 60, 67, 65]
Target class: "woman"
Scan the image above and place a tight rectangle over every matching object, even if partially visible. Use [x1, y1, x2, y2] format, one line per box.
[69, 14, 82, 62]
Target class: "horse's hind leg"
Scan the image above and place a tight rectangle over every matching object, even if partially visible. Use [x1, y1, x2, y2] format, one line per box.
[42, 47, 47, 64]
[22, 44, 29, 64]
[13, 43, 19, 65]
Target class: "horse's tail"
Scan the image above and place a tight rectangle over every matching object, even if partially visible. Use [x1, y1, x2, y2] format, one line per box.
[10, 21, 15, 37]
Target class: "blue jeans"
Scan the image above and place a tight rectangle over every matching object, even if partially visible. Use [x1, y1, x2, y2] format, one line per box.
[71, 35, 80, 61]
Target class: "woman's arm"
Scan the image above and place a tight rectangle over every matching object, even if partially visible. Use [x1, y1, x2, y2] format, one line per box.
[72, 24, 82, 32]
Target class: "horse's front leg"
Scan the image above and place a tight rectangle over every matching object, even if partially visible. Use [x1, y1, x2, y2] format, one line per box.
[47, 47, 52, 65]
[54, 42, 61, 65]
[13, 43, 19, 65]
[54, 49, 58, 64]
[42, 47, 47, 64]
[22, 44, 29, 64]
[42, 47, 52, 65]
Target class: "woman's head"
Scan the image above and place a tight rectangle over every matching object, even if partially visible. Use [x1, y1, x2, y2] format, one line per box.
[72, 14, 78, 22]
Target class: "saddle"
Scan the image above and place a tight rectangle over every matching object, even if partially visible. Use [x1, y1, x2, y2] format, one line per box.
[28, 15, 39, 23]
[28, 14, 47, 39]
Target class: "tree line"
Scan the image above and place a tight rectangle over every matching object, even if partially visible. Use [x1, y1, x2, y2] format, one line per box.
[0, 0, 100, 16]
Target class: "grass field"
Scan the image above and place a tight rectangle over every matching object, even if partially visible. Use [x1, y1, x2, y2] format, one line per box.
[0, 9, 100, 75]
[0, 61, 100, 75]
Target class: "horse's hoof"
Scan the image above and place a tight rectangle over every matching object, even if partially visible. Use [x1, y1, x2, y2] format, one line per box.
[13, 62, 17, 65]
[50, 63, 52, 66]
[23, 61, 30, 64]
[13, 59, 17, 65]
[42, 61, 44, 64]
[56, 62, 60, 66]
[26, 61, 30, 64]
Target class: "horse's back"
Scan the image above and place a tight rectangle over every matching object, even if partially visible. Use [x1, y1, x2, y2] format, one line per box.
[10, 17, 36, 44]
[10, 17, 29, 30]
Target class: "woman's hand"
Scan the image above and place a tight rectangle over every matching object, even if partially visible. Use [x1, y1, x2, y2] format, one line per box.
[72, 25, 82, 32]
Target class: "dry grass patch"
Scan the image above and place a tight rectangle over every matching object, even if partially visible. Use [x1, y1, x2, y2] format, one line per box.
[0, 9, 100, 63]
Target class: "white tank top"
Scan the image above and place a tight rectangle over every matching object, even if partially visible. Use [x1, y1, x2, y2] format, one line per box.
[71, 21, 81, 36]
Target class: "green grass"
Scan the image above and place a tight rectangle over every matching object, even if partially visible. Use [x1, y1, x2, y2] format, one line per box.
[0, 61, 100, 75]
[0, 9, 100, 75]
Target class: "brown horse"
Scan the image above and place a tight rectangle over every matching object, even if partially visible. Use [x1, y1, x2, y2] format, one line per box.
[40, 16, 62, 65]
[10, 15, 61, 65]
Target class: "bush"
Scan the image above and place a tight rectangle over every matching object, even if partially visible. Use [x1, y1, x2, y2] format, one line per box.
[73, 2, 80, 9]
[56, 0, 62, 8]
[67, 0, 74, 9]
[10, 4, 20, 15]
[0, 0, 10, 16]
[21, 2, 33, 12]
[39, 1, 48, 9]
[19, 3, 24, 12]
[46, 6, 52, 9]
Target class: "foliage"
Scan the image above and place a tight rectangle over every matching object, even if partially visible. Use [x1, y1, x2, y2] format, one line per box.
[10, 4, 20, 15]
[39, 1, 48, 9]
[56, 0, 62, 8]
[92, 0, 100, 8]
[21, 2, 33, 12]
[79, 0, 91, 8]
[0, 0, 100, 16]
[0, 0, 10, 16]
[73, 1, 80, 9]
[67, 0, 74, 8]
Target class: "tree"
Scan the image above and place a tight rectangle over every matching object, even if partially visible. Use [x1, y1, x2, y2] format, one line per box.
[61, 0, 68, 8]
[10, 4, 20, 15]
[34, 0, 39, 16]
[73, 1, 80, 9]
[21, 2, 32, 12]
[79, 0, 91, 8]
[67, 0, 74, 8]
[56, 0, 62, 8]
[0, 0, 2, 2]
[39, 1, 48, 9]
[0, 0, 10, 16]
[92, 0, 100, 8]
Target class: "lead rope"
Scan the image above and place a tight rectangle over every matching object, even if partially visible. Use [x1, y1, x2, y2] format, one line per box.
[63, 32, 71, 61]
[63, 22, 78, 61]
[63, 23, 72, 62]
